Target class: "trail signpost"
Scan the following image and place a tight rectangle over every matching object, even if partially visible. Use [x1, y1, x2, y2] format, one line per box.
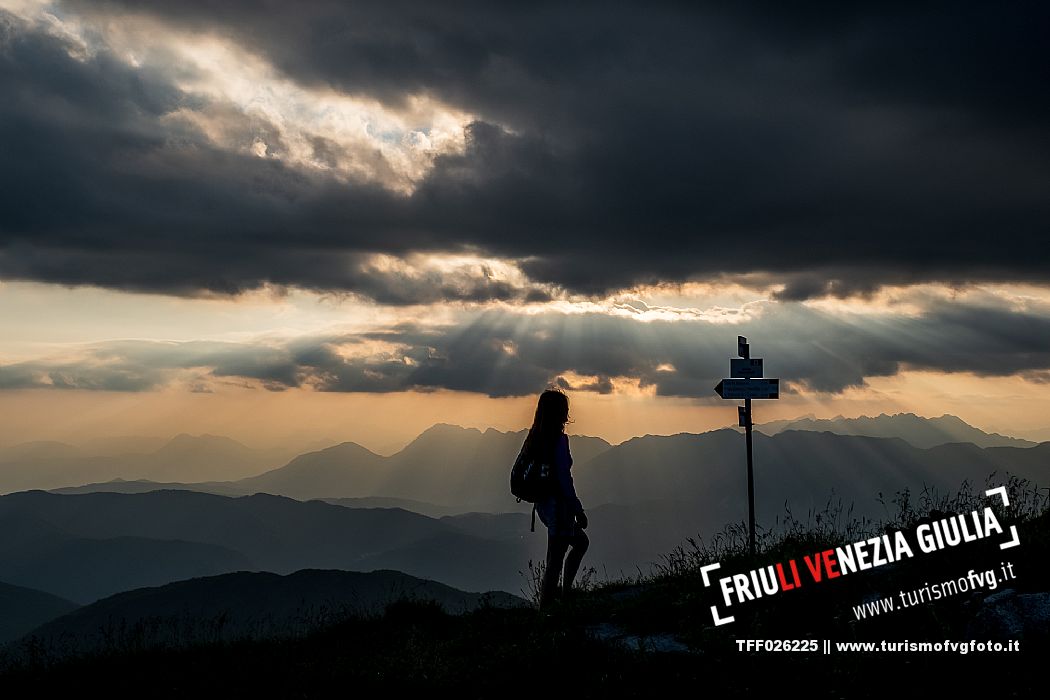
[715, 337, 779, 556]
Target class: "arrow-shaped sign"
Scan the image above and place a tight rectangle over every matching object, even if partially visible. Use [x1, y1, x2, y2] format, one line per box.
[714, 378, 780, 400]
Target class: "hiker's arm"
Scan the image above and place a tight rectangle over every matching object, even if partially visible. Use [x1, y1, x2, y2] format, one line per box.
[559, 435, 584, 515]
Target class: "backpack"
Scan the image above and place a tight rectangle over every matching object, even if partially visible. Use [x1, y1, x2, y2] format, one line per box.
[510, 441, 556, 531]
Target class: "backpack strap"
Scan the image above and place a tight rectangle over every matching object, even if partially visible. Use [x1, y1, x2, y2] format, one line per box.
[531, 503, 536, 532]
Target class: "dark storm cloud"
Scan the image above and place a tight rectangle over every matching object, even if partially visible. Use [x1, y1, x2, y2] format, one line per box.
[2, 2, 1049, 299]
[6, 299, 1050, 396]
[0, 12, 548, 303]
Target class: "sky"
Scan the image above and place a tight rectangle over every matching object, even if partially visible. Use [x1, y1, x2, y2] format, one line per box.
[1, 1, 1048, 454]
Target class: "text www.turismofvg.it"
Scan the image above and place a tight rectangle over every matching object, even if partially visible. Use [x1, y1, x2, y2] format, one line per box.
[851, 561, 1017, 620]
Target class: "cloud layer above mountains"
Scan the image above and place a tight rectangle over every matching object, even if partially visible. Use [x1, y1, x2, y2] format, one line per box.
[4, 291, 1048, 397]
[1, 2, 1047, 301]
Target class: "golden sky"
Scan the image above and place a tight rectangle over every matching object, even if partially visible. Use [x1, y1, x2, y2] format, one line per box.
[2, 279, 1048, 453]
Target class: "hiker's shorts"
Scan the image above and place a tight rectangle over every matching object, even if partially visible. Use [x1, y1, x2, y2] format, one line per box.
[535, 496, 581, 537]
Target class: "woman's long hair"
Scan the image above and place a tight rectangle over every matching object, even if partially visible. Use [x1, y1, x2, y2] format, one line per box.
[523, 389, 570, 462]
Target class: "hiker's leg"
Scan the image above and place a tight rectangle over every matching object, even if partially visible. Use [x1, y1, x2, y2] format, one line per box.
[562, 530, 590, 594]
[540, 534, 569, 608]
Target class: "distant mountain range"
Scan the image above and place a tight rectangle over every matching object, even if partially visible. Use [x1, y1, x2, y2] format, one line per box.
[0, 424, 1042, 605]
[234, 424, 612, 507]
[0, 488, 725, 605]
[0, 490, 453, 602]
[5, 425, 611, 496]
[0, 581, 78, 644]
[44, 420, 1049, 518]
[11, 414, 1040, 500]
[580, 429, 1048, 525]
[51, 424, 614, 511]
[0, 434, 299, 492]
[755, 412, 1036, 449]
[0, 500, 257, 603]
[20, 569, 523, 653]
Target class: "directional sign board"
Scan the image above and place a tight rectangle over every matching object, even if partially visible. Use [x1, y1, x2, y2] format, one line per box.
[714, 378, 779, 400]
[731, 358, 763, 378]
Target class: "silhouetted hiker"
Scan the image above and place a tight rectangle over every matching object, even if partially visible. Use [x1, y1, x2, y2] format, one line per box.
[520, 389, 589, 610]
